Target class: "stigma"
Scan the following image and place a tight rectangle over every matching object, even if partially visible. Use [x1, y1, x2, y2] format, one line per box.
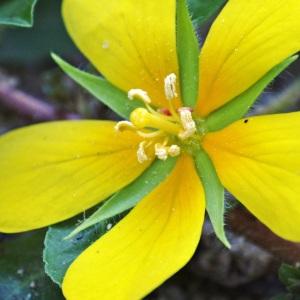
[115, 73, 199, 163]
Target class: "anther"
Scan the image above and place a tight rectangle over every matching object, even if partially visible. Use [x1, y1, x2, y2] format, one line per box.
[168, 145, 181, 157]
[115, 121, 136, 132]
[155, 143, 168, 161]
[164, 73, 178, 100]
[137, 141, 149, 163]
[178, 107, 196, 140]
[128, 89, 151, 104]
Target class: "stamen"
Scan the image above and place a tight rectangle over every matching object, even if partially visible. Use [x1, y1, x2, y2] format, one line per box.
[155, 143, 168, 161]
[168, 145, 181, 157]
[136, 130, 164, 139]
[124, 83, 201, 163]
[162, 137, 169, 147]
[178, 107, 197, 140]
[179, 108, 196, 131]
[115, 121, 136, 132]
[164, 73, 178, 101]
[137, 141, 149, 163]
[128, 89, 162, 118]
[128, 89, 151, 104]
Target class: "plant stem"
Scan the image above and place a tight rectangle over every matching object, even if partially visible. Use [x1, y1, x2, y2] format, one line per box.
[0, 80, 80, 121]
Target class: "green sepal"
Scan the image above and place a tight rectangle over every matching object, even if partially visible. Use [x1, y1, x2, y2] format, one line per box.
[51, 53, 143, 119]
[204, 55, 298, 132]
[194, 149, 230, 248]
[0, 0, 37, 27]
[66, 157, 178, 239]
[176, 0, 199, 107]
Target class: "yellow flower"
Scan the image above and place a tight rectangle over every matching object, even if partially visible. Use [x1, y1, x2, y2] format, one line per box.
[1, 0, 300, 299]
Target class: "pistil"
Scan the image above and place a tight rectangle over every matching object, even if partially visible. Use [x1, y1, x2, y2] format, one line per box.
[130, 108, 182, 135]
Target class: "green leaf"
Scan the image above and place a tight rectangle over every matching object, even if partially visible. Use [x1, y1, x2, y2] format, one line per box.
[67, 157, 178, 239]
[279, 264, 300, 293]
[272, 295, 297, 300]
[194, 149, 230, 248]
[187, 0, 226, 27]
[0, 0, 78, 65]
[0, 0, 37, 27]
[44, 212, 123, 286]
[52, 53, 143, 119]
[279, 264, 300, 287]
[0, 230, 64, 299]
[176, 0, 199, 107]
[204, 56, 298, 132]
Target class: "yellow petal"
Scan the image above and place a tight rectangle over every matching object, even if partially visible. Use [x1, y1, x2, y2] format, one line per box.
[0, 121, 150, 233]
[62, 155, 205, 300]
[197, 0, 300, 116]
[203, 112, 300, 241]
[62, 0, 180, 108]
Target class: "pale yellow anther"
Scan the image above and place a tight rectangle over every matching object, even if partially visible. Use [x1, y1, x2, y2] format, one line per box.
[114, 121, 135, 132]
[128, 89, 151, 104]
[137, 141, 149, 163]
[179, 108, 196, 131]
[155, 143, 168, 161]
[178, 108, 196, 140]
[168, 145, 181, 157]
[164, 73, 178, 100]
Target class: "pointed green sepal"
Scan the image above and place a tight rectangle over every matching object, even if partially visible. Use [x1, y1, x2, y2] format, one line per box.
[204, 55, 298, 132]
[176, 0, 199, 107]
[66, 157, 178, 239]
[194, 149, 230, 248]
[51, 53, 143, 119]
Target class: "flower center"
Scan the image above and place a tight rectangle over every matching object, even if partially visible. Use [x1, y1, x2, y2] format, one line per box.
[115, 74, 204, 163]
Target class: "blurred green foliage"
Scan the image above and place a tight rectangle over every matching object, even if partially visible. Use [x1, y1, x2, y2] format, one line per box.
[0, 0, 37, 27]
[0, 0, 77, 65]
[273, 264, 300, 300]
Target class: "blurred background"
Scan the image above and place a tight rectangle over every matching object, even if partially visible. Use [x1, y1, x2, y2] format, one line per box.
[1, 0, 300, 299]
